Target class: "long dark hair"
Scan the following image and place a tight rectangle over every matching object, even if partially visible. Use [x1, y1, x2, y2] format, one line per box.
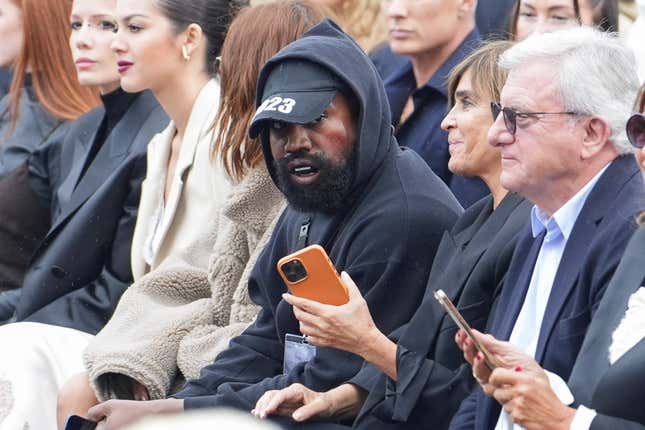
[154, 0, 247, 76]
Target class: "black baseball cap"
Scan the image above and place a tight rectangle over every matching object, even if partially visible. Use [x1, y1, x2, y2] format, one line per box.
[249, 59, 348, 138]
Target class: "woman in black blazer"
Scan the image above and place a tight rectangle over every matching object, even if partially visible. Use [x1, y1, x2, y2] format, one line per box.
[252, 41, 532, 430]
[457, 86, 645, 430]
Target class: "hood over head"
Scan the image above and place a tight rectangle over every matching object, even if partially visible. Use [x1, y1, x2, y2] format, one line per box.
[251, 19, 395, 193]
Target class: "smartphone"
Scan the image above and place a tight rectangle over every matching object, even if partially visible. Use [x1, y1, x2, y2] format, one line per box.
[434, 289, 497, 370]
[277, 244, 349, 306]
[64, 415, 97, 430]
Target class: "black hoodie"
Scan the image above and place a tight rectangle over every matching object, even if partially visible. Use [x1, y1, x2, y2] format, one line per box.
[174, 20, 463, 411]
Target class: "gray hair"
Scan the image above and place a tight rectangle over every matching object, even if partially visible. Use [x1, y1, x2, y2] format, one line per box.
[499, 26, 639, 154]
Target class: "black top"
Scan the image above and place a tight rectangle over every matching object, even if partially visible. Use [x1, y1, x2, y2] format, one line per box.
[350, 193, 531, 429]
[79, 89, 140, 179]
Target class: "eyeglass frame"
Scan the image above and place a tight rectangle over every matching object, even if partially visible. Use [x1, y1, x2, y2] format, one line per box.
[627, 113, 645, 149]
[490, 101, 578, 135]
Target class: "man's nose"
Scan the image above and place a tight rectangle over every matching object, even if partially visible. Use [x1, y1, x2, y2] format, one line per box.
[488, 114, 514, 148]
[283, 124, 312, 154]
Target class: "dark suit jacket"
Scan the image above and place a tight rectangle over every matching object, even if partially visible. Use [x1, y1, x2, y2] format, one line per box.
[348, 193, 531, 430]
[0, 90, 168, 334]
[449, 155, 645, 430]
[565, 226, 645, 429]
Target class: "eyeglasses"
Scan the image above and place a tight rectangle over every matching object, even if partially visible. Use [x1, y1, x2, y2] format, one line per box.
[490, 101, 577, 135]
[627, 113, 645, 148]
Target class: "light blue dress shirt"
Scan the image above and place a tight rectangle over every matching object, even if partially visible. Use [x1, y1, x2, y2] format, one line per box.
[495, 164, 610, 430]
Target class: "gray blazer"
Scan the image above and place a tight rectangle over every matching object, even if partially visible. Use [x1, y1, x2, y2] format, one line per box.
[0, 85, 65, 178]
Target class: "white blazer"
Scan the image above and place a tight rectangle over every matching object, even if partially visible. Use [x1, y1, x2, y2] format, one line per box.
[130, 79, 230, 280]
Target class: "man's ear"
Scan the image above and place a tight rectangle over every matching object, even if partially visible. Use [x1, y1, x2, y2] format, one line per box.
[182, 23, 204, 59]
[458, 0, 477, 19]
[580, 116, 612, 160]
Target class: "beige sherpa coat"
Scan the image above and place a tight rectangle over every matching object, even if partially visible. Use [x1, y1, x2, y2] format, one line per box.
[83, 166, 285, 401]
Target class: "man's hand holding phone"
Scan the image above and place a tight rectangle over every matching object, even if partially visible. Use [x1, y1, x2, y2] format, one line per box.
[282, 271, 380, 357]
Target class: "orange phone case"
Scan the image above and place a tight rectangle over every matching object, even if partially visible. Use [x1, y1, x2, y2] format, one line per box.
[277, 244, 349, 306]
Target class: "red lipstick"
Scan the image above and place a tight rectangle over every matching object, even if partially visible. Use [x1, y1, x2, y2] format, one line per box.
[117, 60, 134, 74]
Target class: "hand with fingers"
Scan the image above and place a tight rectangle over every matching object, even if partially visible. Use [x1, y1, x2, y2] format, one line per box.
[489, 367, 576, 430]
[282, 271, 381, 358]
[454, 329, 547, 396]
[252, 383, 334, 422]
[87, 399, 183, 430]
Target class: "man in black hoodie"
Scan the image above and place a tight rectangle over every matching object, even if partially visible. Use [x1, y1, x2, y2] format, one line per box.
[86, 20, 462, 428]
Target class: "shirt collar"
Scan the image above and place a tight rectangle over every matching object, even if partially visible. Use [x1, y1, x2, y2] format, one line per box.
[530, 163, 611, 241]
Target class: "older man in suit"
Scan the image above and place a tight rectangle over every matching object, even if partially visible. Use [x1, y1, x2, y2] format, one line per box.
[450, 27, 645, 430]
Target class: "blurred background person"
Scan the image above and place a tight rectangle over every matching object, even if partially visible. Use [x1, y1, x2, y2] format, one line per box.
[0, 0, 22, 99]
[0, 0, 99, 179]
[0, 0, 104, 293]
[372, 0, 489, 208]
[311, 0, 386, 52]
[509, 0, 618, 40]
[251, 40, 533, 430]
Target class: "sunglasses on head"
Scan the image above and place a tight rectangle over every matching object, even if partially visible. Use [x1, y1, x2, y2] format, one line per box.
[627, 113, 645, 149]
[490, 101, 577, 135]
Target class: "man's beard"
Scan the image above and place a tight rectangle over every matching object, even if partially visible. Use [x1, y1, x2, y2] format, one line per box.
[273, 146, 357, 214]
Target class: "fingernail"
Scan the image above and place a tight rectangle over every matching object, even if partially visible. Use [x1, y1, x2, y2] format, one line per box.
[293, 412, 301, 421]
[515, 366, 522, 372]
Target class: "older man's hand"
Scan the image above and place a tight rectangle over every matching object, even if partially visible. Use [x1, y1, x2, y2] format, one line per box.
[489, 368, 576, 430]
[454, 329, 547, 395]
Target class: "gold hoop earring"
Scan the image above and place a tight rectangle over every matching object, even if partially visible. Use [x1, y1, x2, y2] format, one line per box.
[182, 45, 190, 62]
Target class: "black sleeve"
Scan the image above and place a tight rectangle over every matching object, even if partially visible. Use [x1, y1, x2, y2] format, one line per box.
[388, 346, 474, 426]
[591, 414, 645, 430]
[22, 155, 145, 334]
[27, 125, 67, 210]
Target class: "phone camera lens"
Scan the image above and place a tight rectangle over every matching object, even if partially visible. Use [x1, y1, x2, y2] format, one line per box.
[282, 260, 308, 283]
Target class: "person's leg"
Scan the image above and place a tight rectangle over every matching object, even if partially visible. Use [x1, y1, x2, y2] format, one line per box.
[0, 322, 92, 429]
[57, 372, 99, 430]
